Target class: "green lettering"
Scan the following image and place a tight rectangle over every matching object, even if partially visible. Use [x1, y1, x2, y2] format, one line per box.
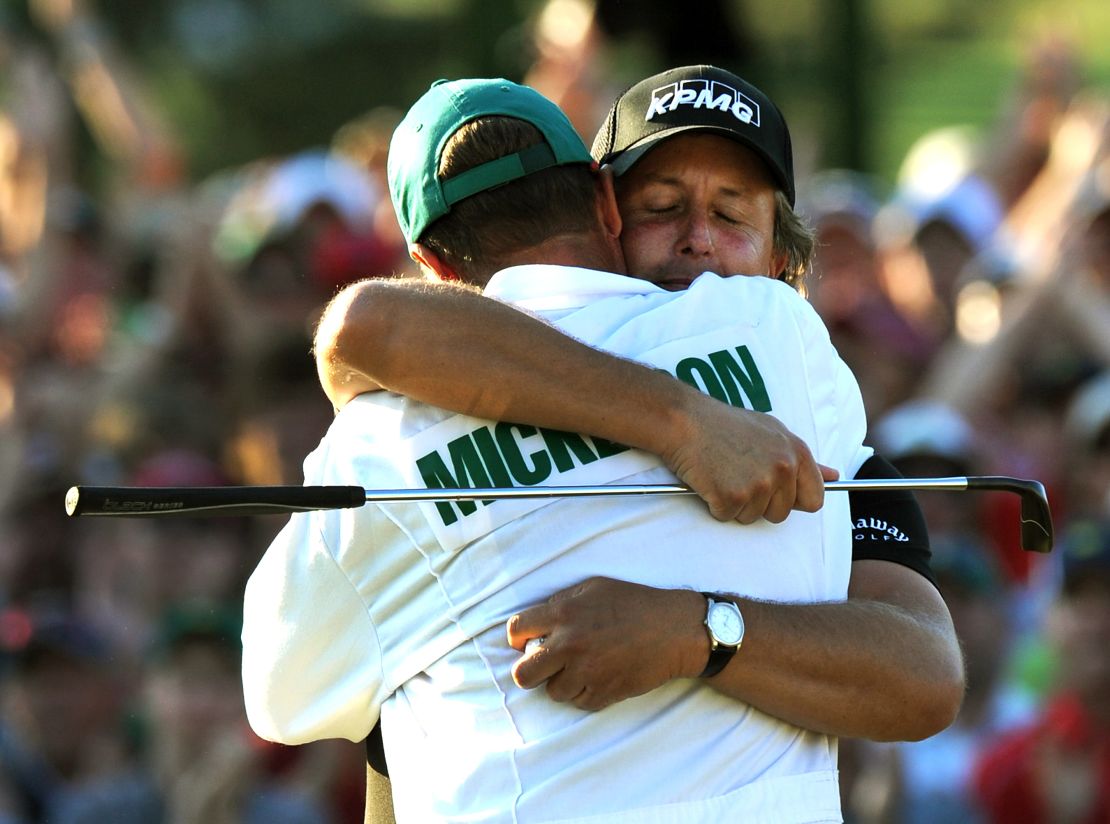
[495, 423, 552, 485]
[415, 417, 635, 528]
[708, 346, 771, 412]
[675, 357, 728, 404]
[415, 451, 472, 526]
[415, 432, 499, 526]
[472, 427, 514, 487]
[538, 428, 599, 472]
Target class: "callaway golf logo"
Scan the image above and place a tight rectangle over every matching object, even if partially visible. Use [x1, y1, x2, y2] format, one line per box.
[646, 79, 760, 126]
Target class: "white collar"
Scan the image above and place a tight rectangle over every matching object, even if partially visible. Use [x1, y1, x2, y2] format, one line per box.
[484, 265, 663, 312]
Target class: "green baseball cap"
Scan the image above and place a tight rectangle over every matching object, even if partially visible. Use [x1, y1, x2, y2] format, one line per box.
[388, 78, 593, 246]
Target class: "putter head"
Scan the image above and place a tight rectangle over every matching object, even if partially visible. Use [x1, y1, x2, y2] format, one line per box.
[967, 477, 1054, 553]
[1017, 479, 1054, 554]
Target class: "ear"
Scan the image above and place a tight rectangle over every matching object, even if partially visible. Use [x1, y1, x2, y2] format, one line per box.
[410, 243, 460, 282]
[596, 165, 623, 241]
[770, 249, 789, 280]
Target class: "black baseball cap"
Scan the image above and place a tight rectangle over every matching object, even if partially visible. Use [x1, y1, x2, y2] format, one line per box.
[591, 65, 796, 205]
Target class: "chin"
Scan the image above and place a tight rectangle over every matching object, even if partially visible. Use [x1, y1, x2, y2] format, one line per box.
[657, 278, 694, 292]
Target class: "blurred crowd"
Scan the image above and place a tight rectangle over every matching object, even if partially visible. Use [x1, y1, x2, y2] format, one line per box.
[1, 1, 1109, 822]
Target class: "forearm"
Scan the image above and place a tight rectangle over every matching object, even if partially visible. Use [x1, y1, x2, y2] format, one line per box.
[510, 565, 964, 742]
[317, 278, 828, 522]
[316, 277, 691, 449]
[706, 587, 964, 741]
[921, 280, 1046, 413]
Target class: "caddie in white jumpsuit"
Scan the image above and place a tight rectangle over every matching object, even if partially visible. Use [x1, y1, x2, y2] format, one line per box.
[243, 264, 871, 823]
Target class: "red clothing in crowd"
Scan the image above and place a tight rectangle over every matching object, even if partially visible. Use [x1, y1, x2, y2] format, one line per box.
[974, 693, 1110, 824]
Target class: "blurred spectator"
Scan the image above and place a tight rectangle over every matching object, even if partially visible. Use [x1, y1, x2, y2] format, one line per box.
[0, 606, 136, 824]
[523, 0, 615, 142]
[870, 395, 1052, 602]
[71, 450, 259, 658]
[0, 603, 349, 824]
[1063, 371, 1110, 521]
[872, 398, 983, 542]
[128, 604, 334, 824]
[980, 36, 1082, 214]
[844, 539, 1035, 824]
[2, 481, 82, 612]
[209, 149, 395, 486]
[912, 95, 1110, 583]
[331, 105, 410, 275]
[973, 519, 1110, 824]
[214, 149, 389, 333]
[800, 169, 932, 416]
[872, 126, 1008, 356]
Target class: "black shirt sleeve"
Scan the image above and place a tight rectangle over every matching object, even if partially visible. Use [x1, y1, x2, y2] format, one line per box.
[366, 721, 389, 775]
[849, 453, 938, 589]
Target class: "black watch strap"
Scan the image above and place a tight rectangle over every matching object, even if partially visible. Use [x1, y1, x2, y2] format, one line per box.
[700, 643, 734, 678]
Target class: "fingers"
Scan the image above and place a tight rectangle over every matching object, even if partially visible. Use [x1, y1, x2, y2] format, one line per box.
[506, 605, 547, 651]
[528, 653, 614, 712]
[762, 472, 798, 524]
[511, 634, 609, 711]
[733, 483, 775, 525]
[505, 577, 626, 707]
[707, 455, 809, 524]
[790, 446, 828, 515]
[673, 406, 835, 524]
[542, 667, 583, 703]
[510, 634, 561, 690]
[737, 437, 827, 522]
[564, 684, 610, 712]
[505, 578, 681, 712]
[508, 601, 567, 690]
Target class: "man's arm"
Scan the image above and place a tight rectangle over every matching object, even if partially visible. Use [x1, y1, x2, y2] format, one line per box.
[507, 564, 964, 742]
[316, 276, 964, 742]
[314, 277, 831, 524]
[241, 515, 382, 746]
[506, 452, 962, 742]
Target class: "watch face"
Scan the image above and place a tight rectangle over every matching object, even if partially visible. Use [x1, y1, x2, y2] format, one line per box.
[708, 601, 744, 646]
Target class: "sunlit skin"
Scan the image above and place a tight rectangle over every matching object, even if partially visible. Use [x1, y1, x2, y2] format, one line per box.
[614, 133, 787, 291]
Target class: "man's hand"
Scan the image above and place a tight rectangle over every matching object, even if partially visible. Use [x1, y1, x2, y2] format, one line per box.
[662, 394, 838, 524]
[507, 563, 964, 739]
[506, 577, 707, 711]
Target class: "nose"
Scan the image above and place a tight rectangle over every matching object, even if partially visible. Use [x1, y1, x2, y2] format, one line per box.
[678, 211, 714, 257]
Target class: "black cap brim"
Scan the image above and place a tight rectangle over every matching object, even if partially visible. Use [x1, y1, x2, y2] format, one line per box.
[605, 124, 795, 205]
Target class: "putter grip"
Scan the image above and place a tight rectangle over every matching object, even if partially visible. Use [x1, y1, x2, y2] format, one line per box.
[65, 485, 366, 517]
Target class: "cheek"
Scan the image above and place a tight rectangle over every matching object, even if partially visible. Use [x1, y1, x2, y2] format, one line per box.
[716, 234, 773, 277]
[620, 221, 673, 274]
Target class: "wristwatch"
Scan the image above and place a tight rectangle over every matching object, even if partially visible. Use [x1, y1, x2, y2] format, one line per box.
[699, 593, 745, 678]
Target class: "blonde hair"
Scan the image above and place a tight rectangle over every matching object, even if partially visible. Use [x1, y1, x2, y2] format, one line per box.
[773, 191, 816, 291]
